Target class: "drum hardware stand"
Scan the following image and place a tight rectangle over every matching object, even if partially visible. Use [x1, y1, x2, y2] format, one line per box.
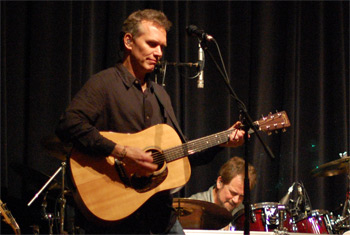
[30, 224, 40, 235]
[277, 206, 287, 231]
[41, 191, 56, 235]
[28, 162, 67, 235]
[341, 152, 350, 231]
[341, 152, 350, 216]
[197, 36, 276, 235]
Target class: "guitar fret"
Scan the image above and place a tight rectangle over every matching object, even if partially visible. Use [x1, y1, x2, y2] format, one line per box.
[163, 129, 232, 163]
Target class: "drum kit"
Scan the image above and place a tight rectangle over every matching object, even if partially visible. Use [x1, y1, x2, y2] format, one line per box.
[11, 135, 349, 234]
[174, 153, 350, 234]
[11, 136, 74, 234]
[172, 198, 233, 230]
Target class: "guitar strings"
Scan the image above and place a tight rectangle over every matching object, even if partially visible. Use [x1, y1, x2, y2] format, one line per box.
[129, 114, 285, 165]
[150, 129, 232, 165]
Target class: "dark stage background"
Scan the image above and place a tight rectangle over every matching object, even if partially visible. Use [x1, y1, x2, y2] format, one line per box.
[1, 1, 349, 233]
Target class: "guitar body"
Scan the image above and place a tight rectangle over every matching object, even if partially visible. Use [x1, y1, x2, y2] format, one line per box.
[70, 124, 191, 223]
[69, 111, 290, 224]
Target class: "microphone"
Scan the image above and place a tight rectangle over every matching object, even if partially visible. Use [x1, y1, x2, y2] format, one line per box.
[297, 183, 311, 212]
[156, 61, 199, 67]
[296, 184, 305, 212]
[297, 184, 303, 197]
[197, 43, 204, 88]
[279, 182, 295, 204]
[186, 25, 213, 42]
[296, 183, 312, 213]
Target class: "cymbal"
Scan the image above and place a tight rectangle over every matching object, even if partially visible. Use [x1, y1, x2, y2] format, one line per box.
[41, 135, 72, 161]
[10, 162, 61, 189]
[172, 198, 233, 230]
[10, 162, 71, 192]
[311, 157, 350, 177]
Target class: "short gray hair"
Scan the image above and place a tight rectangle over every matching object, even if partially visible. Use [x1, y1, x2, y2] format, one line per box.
[122, 9, 172, 38]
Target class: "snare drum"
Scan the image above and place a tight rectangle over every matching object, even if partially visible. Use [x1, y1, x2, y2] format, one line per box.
[295, 209, 334, 234]
[231, 202, 295, 232]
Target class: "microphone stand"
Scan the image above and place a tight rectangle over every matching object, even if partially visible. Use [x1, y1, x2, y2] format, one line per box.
[199, 39, 275, 235]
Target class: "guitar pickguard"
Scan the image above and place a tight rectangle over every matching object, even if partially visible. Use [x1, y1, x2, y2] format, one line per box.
[131, 163, 168, 193]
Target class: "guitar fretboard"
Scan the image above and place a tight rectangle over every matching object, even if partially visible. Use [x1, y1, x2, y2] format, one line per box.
[153, 129, 232, 164]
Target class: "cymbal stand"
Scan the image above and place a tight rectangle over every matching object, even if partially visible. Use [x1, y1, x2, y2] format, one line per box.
[28, 162, 67, 235]
[41, 191, 55, 235]
[337, 152, 350, 232]
[59, 162, 66, 235]
[341, 156, 350, 227]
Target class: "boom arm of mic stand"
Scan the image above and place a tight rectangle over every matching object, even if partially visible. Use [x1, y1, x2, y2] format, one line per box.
[204, 48, 276, 160]
[159, 61, 199, 67]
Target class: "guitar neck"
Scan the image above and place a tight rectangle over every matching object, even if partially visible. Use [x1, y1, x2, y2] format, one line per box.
[158, 110, 290, 164]
[162, 129, 233, 163]
[0, 200, 21, 235]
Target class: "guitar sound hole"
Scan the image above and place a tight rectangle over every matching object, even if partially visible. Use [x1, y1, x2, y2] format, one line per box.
[148, 149, 165, 171]
[131, 148, 167, 193]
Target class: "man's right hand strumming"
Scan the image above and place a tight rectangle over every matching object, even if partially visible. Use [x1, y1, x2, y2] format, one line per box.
[111, 145, 158, 177]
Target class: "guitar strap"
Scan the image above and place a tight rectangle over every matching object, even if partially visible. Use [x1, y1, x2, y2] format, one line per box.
[152, 84, 187, 143]
[153, 83, 188, 194]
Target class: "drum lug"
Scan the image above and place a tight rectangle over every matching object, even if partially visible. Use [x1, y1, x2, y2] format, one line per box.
[251, 209, 256, 223]
[290, 217, 298, 232]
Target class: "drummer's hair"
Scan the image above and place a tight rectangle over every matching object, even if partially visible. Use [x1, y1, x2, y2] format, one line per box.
[219, 156, 257, 189]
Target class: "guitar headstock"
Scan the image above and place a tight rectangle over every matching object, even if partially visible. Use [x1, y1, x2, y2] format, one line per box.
[255, 111, 291, 135]
[0, 199, 21, 234]
[0, 200, 11, 225]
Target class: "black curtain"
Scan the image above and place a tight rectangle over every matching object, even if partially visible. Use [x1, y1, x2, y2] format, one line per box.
[1, 1, 349, 233]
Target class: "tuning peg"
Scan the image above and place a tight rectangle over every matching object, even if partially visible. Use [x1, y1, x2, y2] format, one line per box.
[275, 130, 279, 134]
[282, 128, 287, 133]
[267, 131, 272, 136]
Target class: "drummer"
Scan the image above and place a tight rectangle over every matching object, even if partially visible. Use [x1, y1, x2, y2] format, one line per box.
[189, 156, 257, 222]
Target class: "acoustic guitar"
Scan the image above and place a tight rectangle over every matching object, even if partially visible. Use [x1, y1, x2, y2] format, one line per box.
[69, 111, 290, 223]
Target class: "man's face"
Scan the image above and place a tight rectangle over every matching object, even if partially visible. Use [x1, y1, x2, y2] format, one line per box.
[128, 20, 167, 76]
[216, 175, 245, 212]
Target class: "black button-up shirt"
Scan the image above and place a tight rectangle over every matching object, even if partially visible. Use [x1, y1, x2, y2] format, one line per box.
[56, 63, 174, 156]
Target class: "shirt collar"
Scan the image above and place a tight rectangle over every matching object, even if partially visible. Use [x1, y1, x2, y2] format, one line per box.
[116, 63, 154, 91]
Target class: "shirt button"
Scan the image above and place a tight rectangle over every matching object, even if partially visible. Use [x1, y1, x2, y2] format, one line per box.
[146, 116, 150, 119]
